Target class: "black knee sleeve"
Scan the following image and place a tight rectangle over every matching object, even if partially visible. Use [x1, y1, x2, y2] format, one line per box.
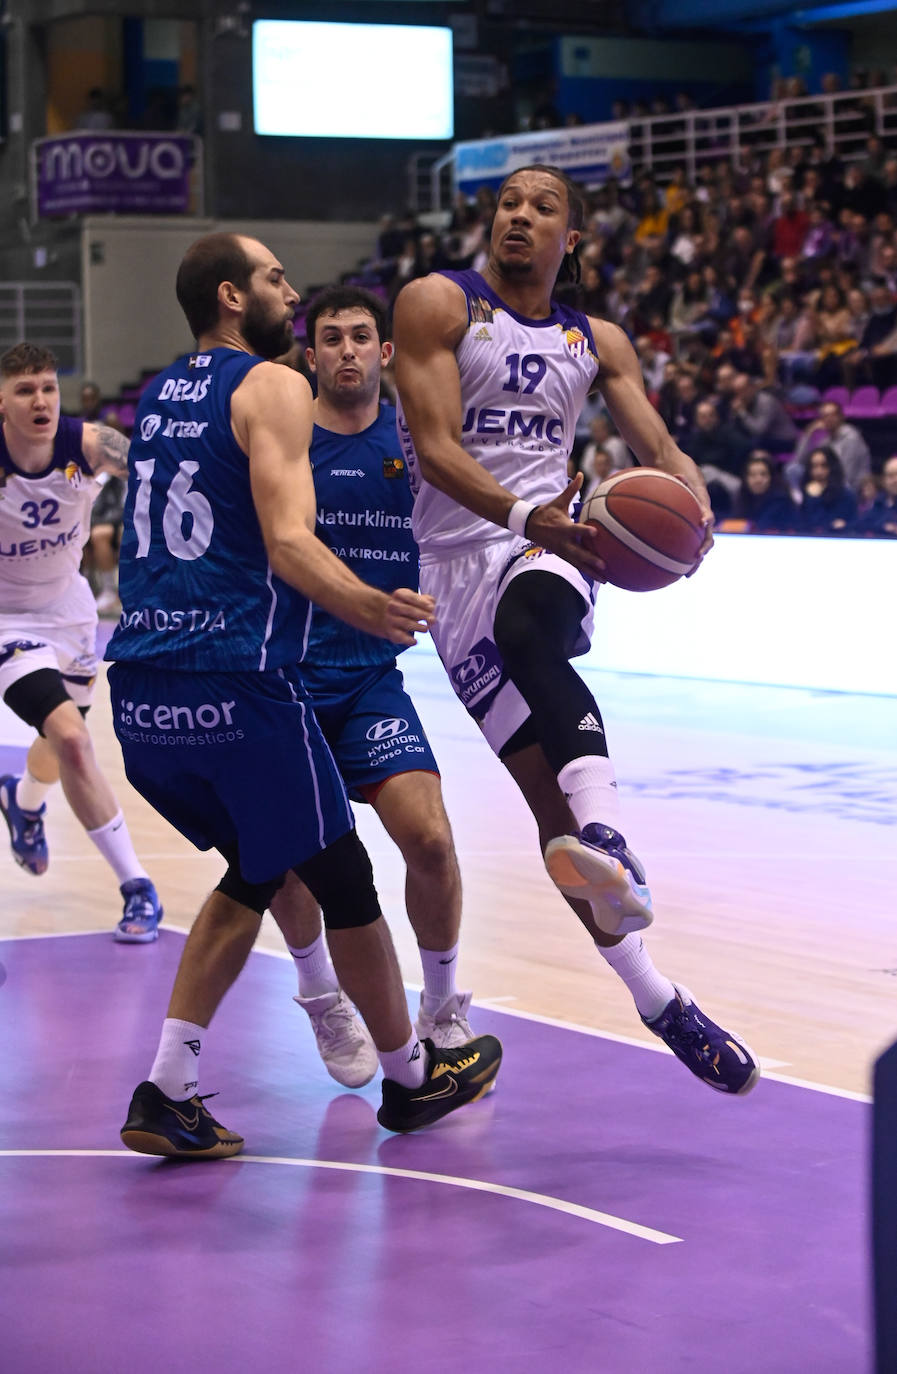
[493, 571, 609, 771]
[215, 854, 285, 916]
[494, 569, 591, 662]
[292, 829, 381, 931]
[498, 715, 541, 761]
[4, 668, 72, 733]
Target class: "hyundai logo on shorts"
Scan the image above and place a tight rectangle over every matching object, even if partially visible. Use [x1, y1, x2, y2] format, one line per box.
[449, 637, 503, 712]
[365, 717, 409, 742]
[452, 653, 486, 686]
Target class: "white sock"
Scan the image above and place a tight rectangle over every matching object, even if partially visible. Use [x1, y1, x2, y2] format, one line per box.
[16, 769, 52, 813]
[419, 942, 459, 1011]
[149, 1018, 205, 1100]
[379, 1032, 426, 1088]
[558, 756, 623, 834]
[86, 810, 148, 885]
[598, 935, 675, 1022]
[288, 933, 339, 999]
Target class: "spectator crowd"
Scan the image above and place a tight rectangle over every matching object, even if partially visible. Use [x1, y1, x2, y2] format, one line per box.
[79, 88, 897, 545]
[348, 113, 897, 539]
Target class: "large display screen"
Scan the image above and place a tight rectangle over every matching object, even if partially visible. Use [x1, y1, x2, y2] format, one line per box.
[252, 20, 454, 140]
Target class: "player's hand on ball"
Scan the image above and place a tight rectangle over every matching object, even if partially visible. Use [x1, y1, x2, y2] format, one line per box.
[667, 472, 714, 566]
[382, 587, 436, 645]
[579, 468, 706, 591]
[690, 508, 715, 570]
[526, 474, 608, 582]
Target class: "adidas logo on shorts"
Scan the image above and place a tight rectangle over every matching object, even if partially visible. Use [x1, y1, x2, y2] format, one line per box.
[578, 712, 604, 732]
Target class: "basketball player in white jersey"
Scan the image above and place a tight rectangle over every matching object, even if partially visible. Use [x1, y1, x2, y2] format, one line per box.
[393, 165, 759, 1094]
[0, 343, 163, 941]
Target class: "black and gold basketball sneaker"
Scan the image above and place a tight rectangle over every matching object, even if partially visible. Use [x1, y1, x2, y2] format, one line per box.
[121, 1080, 244, 1159]
[377, 1035, 502, 1133]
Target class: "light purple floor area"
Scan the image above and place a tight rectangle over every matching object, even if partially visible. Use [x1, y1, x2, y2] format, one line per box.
[0, 743, 25, 777]
[0, 931, 868, 1373]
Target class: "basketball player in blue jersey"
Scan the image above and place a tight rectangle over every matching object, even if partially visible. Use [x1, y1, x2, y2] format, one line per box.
[0, 342, 163, 941]
[266, 285, 475, 1088]
[108, 233, 501, 1155]
[394, 165, 759, 1095]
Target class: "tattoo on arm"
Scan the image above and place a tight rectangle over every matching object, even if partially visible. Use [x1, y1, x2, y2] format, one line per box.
[91, 425, 130, 478]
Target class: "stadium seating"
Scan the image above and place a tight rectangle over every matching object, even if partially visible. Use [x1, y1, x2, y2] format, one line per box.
[844, 386, 881, 419]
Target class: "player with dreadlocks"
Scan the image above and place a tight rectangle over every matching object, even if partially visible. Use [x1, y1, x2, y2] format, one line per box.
[391, 163, 760, 1097]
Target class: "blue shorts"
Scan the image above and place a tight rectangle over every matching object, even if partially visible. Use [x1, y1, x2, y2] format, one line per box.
[107, 662, 353, 883]
[300, 661, 439, 803]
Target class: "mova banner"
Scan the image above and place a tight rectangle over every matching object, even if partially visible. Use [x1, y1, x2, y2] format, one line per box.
[33, 132, 196, 217]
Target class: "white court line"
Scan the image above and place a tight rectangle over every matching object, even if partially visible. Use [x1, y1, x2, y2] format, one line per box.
[0, 929, 873, 1103]
[0, 1148, 682, 1245]
[5, 846, 895, 866]
[0, 926, 117, 940]
[442, 1001, 873, 1103]
[0, 853, 206, 865]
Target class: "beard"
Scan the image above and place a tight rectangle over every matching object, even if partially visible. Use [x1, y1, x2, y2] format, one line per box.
[494, 250, 535, 278]
[242, 297, 295, 360]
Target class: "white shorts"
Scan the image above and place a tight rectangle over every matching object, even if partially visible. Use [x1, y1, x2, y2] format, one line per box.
[421, 536, 595, 755]
[0, 576, 99, 710]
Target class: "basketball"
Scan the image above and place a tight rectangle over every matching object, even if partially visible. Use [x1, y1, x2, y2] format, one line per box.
[579, 467, 705, 592]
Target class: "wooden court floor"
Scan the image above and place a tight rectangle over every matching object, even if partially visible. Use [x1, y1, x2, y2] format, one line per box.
[1, 649, 895, 1098]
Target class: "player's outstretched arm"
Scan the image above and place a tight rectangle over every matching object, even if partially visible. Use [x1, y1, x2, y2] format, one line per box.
[235, 362, 433, 646]
[591, 318, 714, 559]
[81, 422, 131, 480]
[393, 276, 519, 527]
[394, 276, 605, 579]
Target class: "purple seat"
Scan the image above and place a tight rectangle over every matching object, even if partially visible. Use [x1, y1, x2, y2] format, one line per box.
[880, 385, 897, 415]
[844, 385, 880, 418]
[821, 386, 850, 409]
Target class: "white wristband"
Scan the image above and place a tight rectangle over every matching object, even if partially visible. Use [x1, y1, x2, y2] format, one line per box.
[507, 499, 536, 538]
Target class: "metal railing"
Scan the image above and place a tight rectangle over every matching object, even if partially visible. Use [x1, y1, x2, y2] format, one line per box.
[407, 149, 455, 220]
[0, 282, 82, 373]
[629, 84, 897, 184]
[420, 84, 897, 212]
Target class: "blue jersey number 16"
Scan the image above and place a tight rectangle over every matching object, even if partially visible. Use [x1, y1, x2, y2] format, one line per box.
[132, 459, 214, 562]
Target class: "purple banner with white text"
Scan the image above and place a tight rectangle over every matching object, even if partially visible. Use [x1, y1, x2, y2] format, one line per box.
[33, 132, 197, 217]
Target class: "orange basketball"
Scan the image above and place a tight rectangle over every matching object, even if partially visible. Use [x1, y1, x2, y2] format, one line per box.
[579, 468, 704, 592]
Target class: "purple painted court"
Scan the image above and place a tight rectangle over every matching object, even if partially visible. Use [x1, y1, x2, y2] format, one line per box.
[0, 929, 868, 1374]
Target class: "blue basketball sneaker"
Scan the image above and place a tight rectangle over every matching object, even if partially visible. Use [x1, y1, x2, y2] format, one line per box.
[643, 985, 760, 1095]
[0, 774, 49, 876]
[115, 877, 164, 943]
[544, 823, 653, 936]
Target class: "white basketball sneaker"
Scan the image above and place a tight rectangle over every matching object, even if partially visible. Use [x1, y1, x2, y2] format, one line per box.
[294, 990, 379, 1089]
[544, 823, 654, 937]
[416, 990, 496, 1094]
[415, 990, 475, 1049]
